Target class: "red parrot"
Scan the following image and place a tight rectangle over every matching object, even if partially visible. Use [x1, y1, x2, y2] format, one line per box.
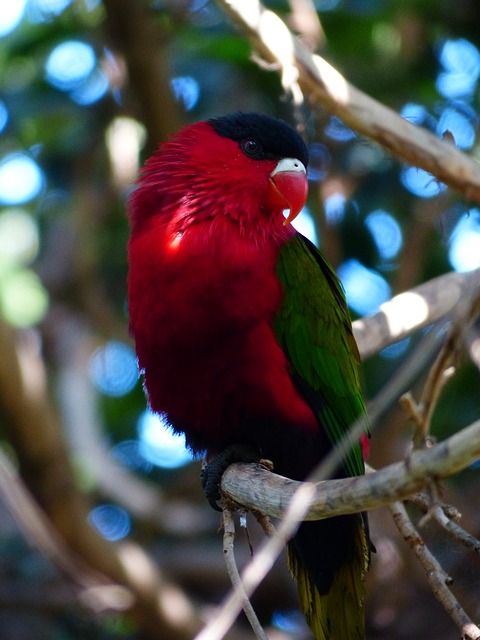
[127, 112, 370, 639]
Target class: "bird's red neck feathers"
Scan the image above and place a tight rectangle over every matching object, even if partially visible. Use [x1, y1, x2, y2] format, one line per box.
[130, 121, 304, 245]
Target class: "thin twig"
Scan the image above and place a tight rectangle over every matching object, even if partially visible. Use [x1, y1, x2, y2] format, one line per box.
[389, 500, 480, 640]
[391, 287, 480, 638]
[429, 504, 480, 554]
[406, 492, 461, 520]
[404, 286, 480, 447]
[222, 507, 269, 640]
[251, 510, 276, 537]
[195, 481, 316, 640]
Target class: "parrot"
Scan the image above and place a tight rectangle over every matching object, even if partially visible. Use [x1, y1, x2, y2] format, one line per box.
[127, 112, 370, 640]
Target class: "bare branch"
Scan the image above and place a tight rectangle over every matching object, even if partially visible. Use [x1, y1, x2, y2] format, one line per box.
[390, 500, 480, 640]
[429, 503, 480, 554]
[353, 268, 480, 360]
[103, 0, 182, 147]
[0, 447, 132, 613]
[221, 417, 480, 520]
[195, 480, 317, 640]
[403, 284, 480, 446]
[0, 317, 202, 640]
[196, 419, 480, 640]
[215, 0, 480, 200]
[222, 508, 269, 640]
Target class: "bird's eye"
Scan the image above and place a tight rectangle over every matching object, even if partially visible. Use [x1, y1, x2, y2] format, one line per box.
[242, 139, 261, 158]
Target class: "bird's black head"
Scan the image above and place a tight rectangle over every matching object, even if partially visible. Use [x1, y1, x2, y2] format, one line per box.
[208, 112, 309, 169]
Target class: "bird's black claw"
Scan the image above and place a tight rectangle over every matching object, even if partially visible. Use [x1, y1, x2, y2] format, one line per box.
[201, 443, 261, 511]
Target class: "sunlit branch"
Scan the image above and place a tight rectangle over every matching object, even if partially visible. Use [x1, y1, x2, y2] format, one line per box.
[215, 0, 480, 201]
[196, 417, 480, 640]
[400, 282, 480, 446]
[353, 268, 480, 359]
[220, 417, 480, 520]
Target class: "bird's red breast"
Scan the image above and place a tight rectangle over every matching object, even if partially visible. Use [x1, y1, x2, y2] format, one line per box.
[128, 116, 316, 449]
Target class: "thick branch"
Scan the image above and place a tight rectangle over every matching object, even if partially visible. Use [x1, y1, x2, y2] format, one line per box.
[0, 318, 201, 640]
[103, 0, 181, 147]
[221, 418, 480, 519]
[216, 0, 480, 201]
[353, 268, 480, 359]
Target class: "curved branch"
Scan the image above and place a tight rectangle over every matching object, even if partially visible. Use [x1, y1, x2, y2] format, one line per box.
[390, 500, 480, 640]
[0, 317, 201, 640]
[216, 0, 480, 200]
[221, 417, 480, 520]
[353, 268, 480, 359]
[222, 508, 268, 640]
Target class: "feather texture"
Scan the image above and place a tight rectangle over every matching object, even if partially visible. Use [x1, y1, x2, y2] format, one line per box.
[275, 233, 370, 638]
[288, 519, 369, 640]
[127, 113, 370, 640]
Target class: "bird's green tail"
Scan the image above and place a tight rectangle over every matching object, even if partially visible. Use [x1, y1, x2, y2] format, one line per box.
[287, 518, 369, 640]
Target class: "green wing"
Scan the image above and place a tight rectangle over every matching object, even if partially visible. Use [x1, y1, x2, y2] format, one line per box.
[274, 233, 367, 478]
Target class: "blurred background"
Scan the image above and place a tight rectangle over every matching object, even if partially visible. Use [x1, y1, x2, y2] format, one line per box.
[0, 0, 479, 638]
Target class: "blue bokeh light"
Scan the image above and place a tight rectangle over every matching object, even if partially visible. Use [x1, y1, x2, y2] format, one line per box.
[170, 76, 200, 112]
[448, 209, 480, 272]
[70, 68, 108, 105]
[436, 71, 476, 99]
[31, 0, 72, 18]
[400, 166, 447, 198]
[45, 40, 96, 91]
[111, 440, 153, 474]
[436, 104, 476, 150]
[365, 209, 402, 260]
[89, 504, 131, 541]
[324, 116, 356, 142]
[337, 259, 391, 316]
[272, 609, 307, 634]
[0, 153, 44, 205]
[0, 101, 8, 133]
[89, 340, 139, 397]
[0, 0, 27, 37]
[439, 38, 480, 73]
[307, 143, 330, 182]
[436, 39, 480, 99]
[138, 410, 192, 469]
[379, 336, 411, 360]
[400, 103, 436, 130]
[324, 192, 347, 225]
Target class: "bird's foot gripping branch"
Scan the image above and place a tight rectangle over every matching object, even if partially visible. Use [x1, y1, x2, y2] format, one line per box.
[201, 444, 262, 511]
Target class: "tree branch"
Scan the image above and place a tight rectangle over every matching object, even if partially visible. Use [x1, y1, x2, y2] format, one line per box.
[103, 0, 182, 148]
[389, 500, 480, 640]
[353, 268, 480, 359]
[0, 318, 201, 640]
[222, 507, 268, 640]
[215, 0, 480, 201]
[220, 417, 480, 520]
